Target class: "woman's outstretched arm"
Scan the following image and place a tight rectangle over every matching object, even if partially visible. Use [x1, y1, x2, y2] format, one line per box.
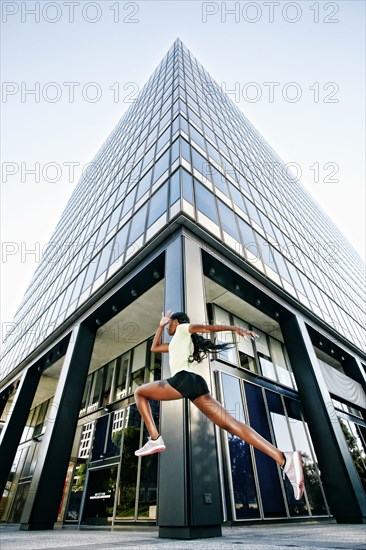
[188, 324, 258, 340]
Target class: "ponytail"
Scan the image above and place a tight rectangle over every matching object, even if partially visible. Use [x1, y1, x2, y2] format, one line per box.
[189, 333, 234, 363]
[170, 311, 235, 364]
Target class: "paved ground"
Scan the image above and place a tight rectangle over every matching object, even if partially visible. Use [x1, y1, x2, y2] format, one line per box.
[0, 521, 365, 550]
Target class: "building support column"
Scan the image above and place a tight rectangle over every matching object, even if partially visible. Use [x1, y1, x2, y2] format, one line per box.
[19, 323, 96, 530]
[0, 370, 42, 498]
[281, 314, 366, 523]
[158, 235, 222, 539]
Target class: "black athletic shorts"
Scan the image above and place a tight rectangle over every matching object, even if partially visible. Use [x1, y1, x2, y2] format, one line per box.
[167, 370, 210, 401]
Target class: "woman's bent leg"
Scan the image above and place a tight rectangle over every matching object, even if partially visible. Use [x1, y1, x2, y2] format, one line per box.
[193, 393, 284, 466]
[134, 380, 183, 439]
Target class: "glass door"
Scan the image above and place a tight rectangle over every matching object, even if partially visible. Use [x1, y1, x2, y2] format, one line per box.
[82, 465, 118, 525]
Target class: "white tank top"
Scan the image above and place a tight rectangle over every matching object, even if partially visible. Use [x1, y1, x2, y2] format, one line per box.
[168, 323, 194, 376]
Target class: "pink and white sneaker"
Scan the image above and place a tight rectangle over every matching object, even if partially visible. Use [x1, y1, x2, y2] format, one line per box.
[283, 451, 305, 500]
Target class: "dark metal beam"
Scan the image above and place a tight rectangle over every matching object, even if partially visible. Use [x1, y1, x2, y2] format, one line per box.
[0, 370, 41, 498]
[281, 314, 366, 524]
[19, 323, 96, 530]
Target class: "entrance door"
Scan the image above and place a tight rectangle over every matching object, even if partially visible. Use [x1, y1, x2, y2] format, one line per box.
[83, 466, 118, 525]
[7, 482, 31, 523]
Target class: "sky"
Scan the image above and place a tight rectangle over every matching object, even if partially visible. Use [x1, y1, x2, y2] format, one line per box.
[1, 0, 365, 338]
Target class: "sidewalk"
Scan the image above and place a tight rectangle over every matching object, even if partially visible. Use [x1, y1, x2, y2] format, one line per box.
[0, 521, 365, 550]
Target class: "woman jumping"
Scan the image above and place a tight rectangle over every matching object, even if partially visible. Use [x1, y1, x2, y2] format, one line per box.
[134, 310, 304, 500]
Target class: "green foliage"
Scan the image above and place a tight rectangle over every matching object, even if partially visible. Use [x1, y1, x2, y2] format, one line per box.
[340, 419, 366, 490]
[72, 462, 86, 493]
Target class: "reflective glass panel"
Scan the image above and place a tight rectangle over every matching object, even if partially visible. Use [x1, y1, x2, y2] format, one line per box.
[195, 181, 219, 224]
[221, 373, 259, 519]
[115, 405, 141, 521]
[244, 382, 286, 517]
[284, 397, 327, 515]
[147, 182, 168, 227]
[266, 391, 308, 516]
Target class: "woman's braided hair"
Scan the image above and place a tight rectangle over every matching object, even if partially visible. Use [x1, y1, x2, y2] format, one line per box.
[170, 312, 234, 364]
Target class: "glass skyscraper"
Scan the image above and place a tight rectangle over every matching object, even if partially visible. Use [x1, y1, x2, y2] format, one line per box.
[0, 39, 365, 536]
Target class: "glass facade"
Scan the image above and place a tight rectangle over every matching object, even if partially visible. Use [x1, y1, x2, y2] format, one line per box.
[1, 39, 365, 384]
[219, 372, 328, 519]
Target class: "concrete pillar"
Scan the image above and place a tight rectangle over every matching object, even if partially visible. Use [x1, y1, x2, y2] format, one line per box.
[19, 323, 96, 530]
[281, 314, 366, 523]
[158, 235, 222, 539]
[158, 235, 187, 531]
[183, 236, 222, 533]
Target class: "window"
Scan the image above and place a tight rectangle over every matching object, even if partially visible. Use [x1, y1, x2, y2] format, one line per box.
[213, 305, 238, 364]
[237, 217, 256, 249]
[217, 200, 240, 240]
[180, 138, 190, 163]
[181, 169, 193, 203]
[233, 315, 257, 373]
[69, 269, 86, 305]
[121, 187, 137, 217]
[206, 141, 222, 166]
[221, 373, 260, 519]
[147, 182, 168, 227]
[178, 115, 189, 134]
[171, 139, 179, 163]
[88, 369, 104, 412]
[136, 169, 152, 202]
[112, 222, 130, 262]
[115, 353, 130, 400]
[156, 126, 170, 153]
[244, 198, 262, 227]
[244, 382, 286, 518]
[272, 248, 292, 283]
[169, 170, 180, 205]
[81, 259, 97, 293]
[286, 261, 306, 294]
[189, 124, 206, 151]
[191, 147, 208, 176]
[108, 204, 122, 233]
[152, 149, 170, 184]
[269, 337, 293, 387]
[228, 182, 245, 210]
[195, 181, 219, 224]
[94, 243, 113, 280]
[206, 164, 229, 196]
[141, 143, 155, 170]
[130, 341, 147, 393]
[128, 203, 148, 244]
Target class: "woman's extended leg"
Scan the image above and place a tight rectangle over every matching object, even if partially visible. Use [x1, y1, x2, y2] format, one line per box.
[193, 393, 284, 466]
[134, 380, 183, 439]
[193, 393, 304, 500]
